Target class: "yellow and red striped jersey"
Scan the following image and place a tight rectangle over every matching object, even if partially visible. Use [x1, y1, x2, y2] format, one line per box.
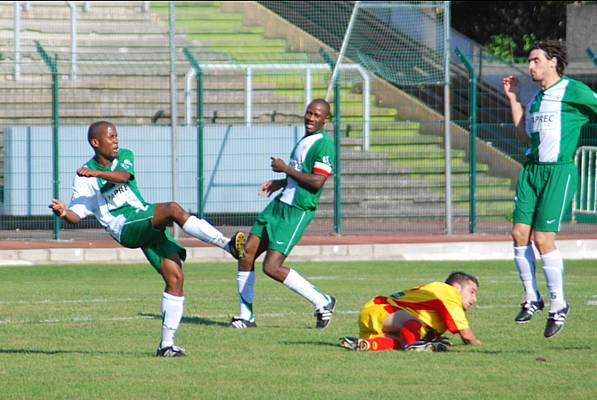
[376, 281, 469, 334]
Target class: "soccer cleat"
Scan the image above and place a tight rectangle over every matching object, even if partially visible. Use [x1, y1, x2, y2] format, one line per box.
[315, 296, 336, 329]
[402, 340, 434, 352]
[156, 345, 187, 357]
[544, 304, 570, 338]
[229, 231, 246, 260]
[429, 337, 452, 352]
[230, 316, 257, 329]
[339, 336, 370, 351]
[515, 298, 545, 323]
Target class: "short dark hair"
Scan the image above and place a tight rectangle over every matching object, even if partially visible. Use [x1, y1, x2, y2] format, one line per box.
[309, 98, 330, 118]
[445, 271, 479, 288]
[532, 40, 567, 76]
[87, 121, 115, 143]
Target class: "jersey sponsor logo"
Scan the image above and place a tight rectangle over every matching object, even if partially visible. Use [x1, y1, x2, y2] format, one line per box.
[106, 184, 132, 208]
[122, 159, 133, 169]
[531, 112, 558, 132]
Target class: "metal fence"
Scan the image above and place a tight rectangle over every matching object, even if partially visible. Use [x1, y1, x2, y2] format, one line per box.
[1, 1, 595, 241]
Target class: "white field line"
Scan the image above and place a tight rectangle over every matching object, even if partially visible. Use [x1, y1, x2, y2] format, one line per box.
[0, 298, 139, 305]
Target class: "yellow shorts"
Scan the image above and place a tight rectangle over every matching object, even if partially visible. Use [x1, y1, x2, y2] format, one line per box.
[358, 296, 434, 339]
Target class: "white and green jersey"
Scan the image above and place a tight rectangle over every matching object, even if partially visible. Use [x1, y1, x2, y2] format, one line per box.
[68, 148, 149, 242]
[279, 130, 335, 211]
[524, 76, 597, 163]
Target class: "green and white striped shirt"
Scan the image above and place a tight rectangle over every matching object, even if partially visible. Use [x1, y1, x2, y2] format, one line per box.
[524, 76, 597, 163]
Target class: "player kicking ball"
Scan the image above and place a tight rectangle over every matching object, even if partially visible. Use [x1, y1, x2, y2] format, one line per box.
[340, 272, 481, 352]
[50, 121, 246, 357]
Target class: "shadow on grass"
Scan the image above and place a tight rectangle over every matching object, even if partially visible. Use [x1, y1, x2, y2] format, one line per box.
[138, 313, 229, 327]
[0, 348, 145, 356]
[281, 340, 340, 348]
[460, 344, 592, 355]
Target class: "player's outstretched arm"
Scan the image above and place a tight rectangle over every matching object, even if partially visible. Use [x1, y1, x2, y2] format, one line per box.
[49, 199, 81, 224]
[77, 167, 131, 184]
[458, 327, 481, 345]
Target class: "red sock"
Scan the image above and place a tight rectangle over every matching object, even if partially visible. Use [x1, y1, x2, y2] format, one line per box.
[361, 337, 401, 351]
[399, 320, 422, 345]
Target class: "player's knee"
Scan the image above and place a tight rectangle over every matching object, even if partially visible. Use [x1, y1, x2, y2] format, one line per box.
[163, 267, 184, 289]
[262, 261, 282, 279]
[511, 227, 528, 245]
[532, 232, 555, 253]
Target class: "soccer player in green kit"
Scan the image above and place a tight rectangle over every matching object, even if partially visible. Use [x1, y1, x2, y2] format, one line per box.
[230, 99, 337, 329]
[50, 121, 245, 357]
[503, 40, 597, 337]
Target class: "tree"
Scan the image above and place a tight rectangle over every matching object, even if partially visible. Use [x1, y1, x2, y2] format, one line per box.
[452, 1, 571, 58]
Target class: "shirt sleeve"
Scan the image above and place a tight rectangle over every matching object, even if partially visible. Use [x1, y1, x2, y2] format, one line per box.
[568, 81, 597, 121]
[443, 296, 470, 333]
[116, 148, 136, 178]
[67, 174, 97, 219]
[312, 138, 335, 177]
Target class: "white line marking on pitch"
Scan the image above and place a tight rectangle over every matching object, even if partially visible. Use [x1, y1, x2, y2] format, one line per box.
[0, 298, 139, 305]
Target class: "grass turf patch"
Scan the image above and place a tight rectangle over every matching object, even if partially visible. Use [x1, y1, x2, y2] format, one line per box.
[0, 260, 595, 399]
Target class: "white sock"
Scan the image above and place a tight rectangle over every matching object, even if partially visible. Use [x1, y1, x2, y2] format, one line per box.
[182, 215, 229, 249]
[513, 245, 539, 302]
[237, 271, 255, 321]
[160, 292, 184, 349]
[283, 269, 329, 309]
[541, 248, 566, 312]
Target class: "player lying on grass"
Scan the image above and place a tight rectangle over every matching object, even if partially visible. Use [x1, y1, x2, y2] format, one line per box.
[49, 121, 245, 357]
[340, 271, 481, 352]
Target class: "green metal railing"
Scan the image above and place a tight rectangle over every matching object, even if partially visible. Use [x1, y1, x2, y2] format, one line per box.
[36, 41, 61, 239]
[320, 48, 342, 235]
[455, 48, 478, 234]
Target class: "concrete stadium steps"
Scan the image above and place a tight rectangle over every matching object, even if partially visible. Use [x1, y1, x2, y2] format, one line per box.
[0, 0, 517, 226]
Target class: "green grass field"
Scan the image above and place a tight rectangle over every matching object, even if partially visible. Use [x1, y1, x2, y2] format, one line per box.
[0, 260, 595, 399]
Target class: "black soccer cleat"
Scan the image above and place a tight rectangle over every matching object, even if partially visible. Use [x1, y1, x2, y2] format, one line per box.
[156, 345, 187, 357]
[515, 298, 545, 323]
[544, 304, 570, 338]
[403, 340, 434, 352]
[315, 296, 336, 329]
[429, 337, 452, 352]
[230, 316, 257, 329]
[228, 231, 246, 260]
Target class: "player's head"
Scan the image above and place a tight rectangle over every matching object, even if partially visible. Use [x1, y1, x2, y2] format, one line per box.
[445, 272, 479, 310]
[528, 40, 567, 81]
[304, 99, 330, 134]
[87, 121, 119, 161]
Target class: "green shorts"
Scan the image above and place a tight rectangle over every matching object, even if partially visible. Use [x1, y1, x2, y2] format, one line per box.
[513, 162, 578, 232]
[250, 198, 314, 256]
[119, 204, 186, 271]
